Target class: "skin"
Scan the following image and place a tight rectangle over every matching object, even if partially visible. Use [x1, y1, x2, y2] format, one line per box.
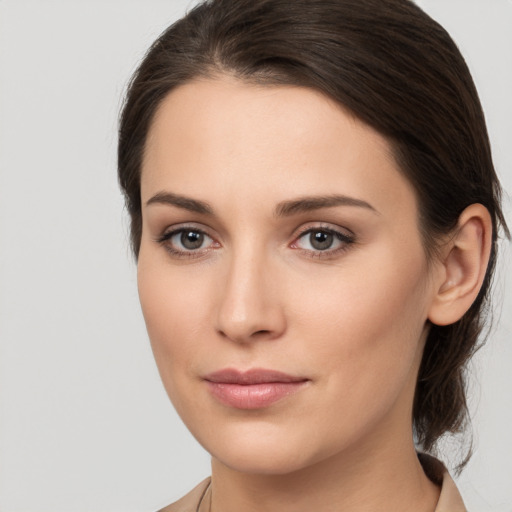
[137, 76, 491, 512]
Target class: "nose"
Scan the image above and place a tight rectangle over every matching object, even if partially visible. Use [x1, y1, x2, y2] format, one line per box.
[215, 248, 286, 344]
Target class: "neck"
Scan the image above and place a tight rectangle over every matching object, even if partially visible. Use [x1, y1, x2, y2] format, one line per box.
[209, 433, 440, 512]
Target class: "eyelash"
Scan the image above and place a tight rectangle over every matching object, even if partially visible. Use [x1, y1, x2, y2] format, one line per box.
[156, 227, 217, 259]
[290, 225, 356, 258]
[155, 224, 356, 260]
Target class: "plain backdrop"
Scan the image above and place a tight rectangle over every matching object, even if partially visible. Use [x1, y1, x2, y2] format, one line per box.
[0, 1, 510, 511]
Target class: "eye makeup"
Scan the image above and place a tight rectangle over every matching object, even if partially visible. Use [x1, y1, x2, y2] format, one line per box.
[154, 221, 357, 261]
[290, 224, 356, 259]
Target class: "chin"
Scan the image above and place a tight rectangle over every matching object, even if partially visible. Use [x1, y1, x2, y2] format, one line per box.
[191, 418, 344, 476]
[212, 441, 315, 475]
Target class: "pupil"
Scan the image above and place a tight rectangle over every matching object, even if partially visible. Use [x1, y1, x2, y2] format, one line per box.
[181, 231, 204, 250]
[310, 231, 333, 250]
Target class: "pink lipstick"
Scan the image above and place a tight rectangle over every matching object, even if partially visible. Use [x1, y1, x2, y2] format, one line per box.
[204, 368, 308, 409]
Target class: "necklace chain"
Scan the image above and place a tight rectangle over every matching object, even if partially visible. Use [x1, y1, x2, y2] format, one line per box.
[196, 481, 212, 512]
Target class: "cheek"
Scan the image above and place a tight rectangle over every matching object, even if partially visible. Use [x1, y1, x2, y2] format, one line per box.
[136, 253, 213, 391]
[289, 244, 431, 415]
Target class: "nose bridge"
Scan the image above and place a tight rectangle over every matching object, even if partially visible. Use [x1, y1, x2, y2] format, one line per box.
[215, 239, 285, 343]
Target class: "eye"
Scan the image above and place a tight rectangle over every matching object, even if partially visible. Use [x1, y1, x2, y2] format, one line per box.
[157, 227, 217, 257]
[303, 231, 336, 251]
[174, 230, 209, 250]
[292, 227, 355, 254]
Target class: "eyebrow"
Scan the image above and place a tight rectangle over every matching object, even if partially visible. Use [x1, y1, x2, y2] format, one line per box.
[145, 192, 378, 217]
[274, 195, 379, 217]
[146, 192, 213, 215]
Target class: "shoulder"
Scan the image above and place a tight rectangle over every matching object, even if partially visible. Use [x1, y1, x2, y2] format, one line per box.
[418, 453, 467, 512]
[157, 478, 211, 512]
[436, 471, 467, 512]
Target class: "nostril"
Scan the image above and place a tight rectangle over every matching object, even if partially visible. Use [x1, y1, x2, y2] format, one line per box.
[253, 329, 271, 336]
[217, 327, 276, 343]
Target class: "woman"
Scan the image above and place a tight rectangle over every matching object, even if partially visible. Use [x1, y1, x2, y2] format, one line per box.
[117, 0, 509, 510]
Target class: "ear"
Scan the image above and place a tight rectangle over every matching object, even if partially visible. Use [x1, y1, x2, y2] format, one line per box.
[428, 204, 493, 326]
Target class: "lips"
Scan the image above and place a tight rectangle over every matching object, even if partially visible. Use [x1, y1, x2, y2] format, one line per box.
[204, 368, 309, 409]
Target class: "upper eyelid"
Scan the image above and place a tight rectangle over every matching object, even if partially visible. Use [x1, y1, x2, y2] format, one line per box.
[158, 223, 214, 239]
[292, 228, 355, 245]
[292, 223, 355, 239]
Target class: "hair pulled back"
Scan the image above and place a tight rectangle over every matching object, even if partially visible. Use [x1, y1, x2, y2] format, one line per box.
[118, 0, 509, 469]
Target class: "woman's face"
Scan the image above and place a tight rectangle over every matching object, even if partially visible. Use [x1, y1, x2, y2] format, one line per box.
[138, 77, 439, 475]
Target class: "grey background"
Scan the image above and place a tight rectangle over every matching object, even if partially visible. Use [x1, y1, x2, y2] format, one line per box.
[0, 1, 510, 510]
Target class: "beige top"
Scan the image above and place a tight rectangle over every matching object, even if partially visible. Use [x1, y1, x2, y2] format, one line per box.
[158, 455, 466, 512]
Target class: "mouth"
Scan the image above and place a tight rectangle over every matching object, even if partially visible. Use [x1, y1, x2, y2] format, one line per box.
[203, 368, 309, 409]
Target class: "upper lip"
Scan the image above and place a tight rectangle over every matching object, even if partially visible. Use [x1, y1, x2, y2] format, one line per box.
[204, 368, 308, 385]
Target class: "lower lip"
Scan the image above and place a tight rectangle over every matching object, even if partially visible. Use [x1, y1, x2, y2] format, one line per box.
[206, 381, 307, 409]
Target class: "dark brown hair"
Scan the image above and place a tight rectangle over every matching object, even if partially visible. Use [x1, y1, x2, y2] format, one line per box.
[118, 0, 509, 469]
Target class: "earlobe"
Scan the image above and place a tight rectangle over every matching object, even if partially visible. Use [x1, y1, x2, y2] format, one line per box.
[428, 204, 492, 326]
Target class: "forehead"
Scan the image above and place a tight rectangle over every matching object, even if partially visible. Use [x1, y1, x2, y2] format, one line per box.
[141, 77, 417, 221]
[145, 76, 388, 166]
